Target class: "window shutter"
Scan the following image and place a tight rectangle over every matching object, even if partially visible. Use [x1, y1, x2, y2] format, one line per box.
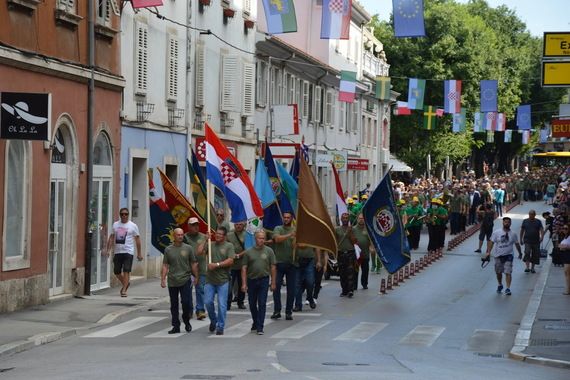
[109, 0, 120, 16]
[324, 91, 333, 125]
[57, 0, 75, 12]
[220, 55, 239, 112]
[288, 74, 296, 104]
[295, 78, 301, 109]
[302, 81, 310, 119]
[242, 62, 255, 116]
[243, 0, 251, 15]
[256, 61, 267, 107]
[195, 44, 205, 107]
[274, 69, 282, 104]
[134, 21, 148, 95]
[352, 99, 359, 133]
[340, 102, 346, 130]
[166, 35, 179, 102]
[313, 85, 322, 123]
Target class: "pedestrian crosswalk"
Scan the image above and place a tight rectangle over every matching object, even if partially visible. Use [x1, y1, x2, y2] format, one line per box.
[80, 314, 507, 352]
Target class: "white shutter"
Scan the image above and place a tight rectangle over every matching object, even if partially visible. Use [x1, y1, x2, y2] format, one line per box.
[274, 69, 282, 104]
[220, 55, 239, 112]
[302, 81, 310, 119]
[313, 85, 322, 123]
[288, 74, 296, 104]
[166, 35, 179, 102]
[340, 102, 346, 131]
[242, 62, 255, 116]
[134, 21, 148, 95]
[195, 44, 205, 107]
[109, 0, 120, 16]
[295, 78, 301, 109]
[352, 99, 359, 133]
[256, 61, 267, 107]
[331, 94, 336, 126]
[57, 0, 75, 12]
[243, 0, 251, 15]
[324, 90, 333, 125]
[270, 67, 276, 104]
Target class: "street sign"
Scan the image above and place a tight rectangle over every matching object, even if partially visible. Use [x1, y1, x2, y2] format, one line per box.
[543, 32, 570, 58]
[551, 119, 570, 138]
[347, 158, 369, 171]
[542, 61, 570, 87]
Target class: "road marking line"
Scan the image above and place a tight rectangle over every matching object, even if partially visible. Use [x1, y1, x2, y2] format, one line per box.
[271, 320, 331, 339]
[399, 325, 445, 347]
[209, 319, 274, 338]
[83, 316, 166, 338]
[333, 322, 388, 343]
[267, 350, 277, 358]
[271, 362, 290, 373]
[144, 320, 211, 338]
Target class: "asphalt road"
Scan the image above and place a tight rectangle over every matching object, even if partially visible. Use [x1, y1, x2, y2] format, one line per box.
[1, 203, 568, 379]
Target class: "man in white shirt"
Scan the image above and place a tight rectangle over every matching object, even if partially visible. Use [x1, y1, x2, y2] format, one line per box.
[107, 208, 142, 297]
[485, 217, 522, 296]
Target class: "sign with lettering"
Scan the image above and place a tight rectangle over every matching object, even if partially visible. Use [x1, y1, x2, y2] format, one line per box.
[551, 119, 570, 138]
[543, 32, 570, 58]
[0, 92, 51, 140]
[542, 61, 570, 87]
[347, 158, 369, 171]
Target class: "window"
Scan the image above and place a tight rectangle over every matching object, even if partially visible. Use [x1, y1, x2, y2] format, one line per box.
[220, 55, 239, 112]
[3, 140, 31, 270]
[93, 133, 112, 165]
[97, 0, 119, 26]
[324, 90, 334, 126]
[57, 0, 76, 13]
[301, 81, 310, 119]
[255, 60, 267, 107]
[243, 0, 252, 16]
[352, 99, 359, 133]
[295, 78, 302, 110]
[242, 62, 255, 116]
[285, 73, 296, 104]
[312, 85, 322, 123]
[165, 164, 178, 185]
[134, 21, 148, 95]
[271, 68, 282, 104]
[195, 43, 205, 107]
[166, 34, 179, 102]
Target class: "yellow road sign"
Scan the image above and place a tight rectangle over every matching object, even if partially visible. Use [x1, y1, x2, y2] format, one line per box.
[543, 32, 570, 57]
[542, 61, 570, 87]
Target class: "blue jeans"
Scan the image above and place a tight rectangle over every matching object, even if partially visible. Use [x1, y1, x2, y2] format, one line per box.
[168, 280, 192, 328]
[247, 276, 269, 332]
[195, 274, 206, 313]
[273, 262, 296, 315]
[295, 258, 315, 309]
[205, 281, 229, 331]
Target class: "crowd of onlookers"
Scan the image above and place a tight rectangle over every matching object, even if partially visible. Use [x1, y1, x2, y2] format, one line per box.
[548, 167, 570, 295]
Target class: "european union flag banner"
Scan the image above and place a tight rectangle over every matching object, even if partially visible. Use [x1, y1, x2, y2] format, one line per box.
[480, 80, 498, 112]
[407, 78, 426, 110]
[362, 171, 410, 274]
[517, 104, 531, 130]
[321, 0, 352, 39]
[262, 0, 297, 34]
[393, 0, 425, 37]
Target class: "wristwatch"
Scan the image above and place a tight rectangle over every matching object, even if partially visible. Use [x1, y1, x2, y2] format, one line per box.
[216, 262, 220, 267]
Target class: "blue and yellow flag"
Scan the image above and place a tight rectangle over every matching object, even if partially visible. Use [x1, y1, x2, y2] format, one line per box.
[362, 171, 410, 274]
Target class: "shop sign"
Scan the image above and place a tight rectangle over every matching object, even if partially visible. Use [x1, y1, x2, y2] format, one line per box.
[0, 92, 51, 140]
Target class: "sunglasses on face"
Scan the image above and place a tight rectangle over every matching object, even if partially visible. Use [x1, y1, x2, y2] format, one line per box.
[120, 213, 129, 216]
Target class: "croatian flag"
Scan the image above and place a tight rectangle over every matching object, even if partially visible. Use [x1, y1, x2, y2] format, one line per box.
[331, 162, 347, 219]
[484, 112, 497, 131]
[321, 0, 352, 39]
[205, 124, 263, 223]
[496, 113, 506, 132]
[444, 80, 462, 114]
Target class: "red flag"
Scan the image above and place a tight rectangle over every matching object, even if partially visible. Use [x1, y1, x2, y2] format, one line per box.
[132, 0, 163, 9]
[332, 162, 347, 218]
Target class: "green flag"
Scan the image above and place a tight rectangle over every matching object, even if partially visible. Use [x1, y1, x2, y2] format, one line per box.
[375, 76, 391, 100]
[423, 106, 438, 130]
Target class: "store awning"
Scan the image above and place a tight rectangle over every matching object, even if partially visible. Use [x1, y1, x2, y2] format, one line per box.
[388, 154, 413, 172]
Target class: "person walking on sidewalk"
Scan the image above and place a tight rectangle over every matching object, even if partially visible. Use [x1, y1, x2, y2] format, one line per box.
[242, 230, 277, 335]
[204, 226, 235, 335]
[183, 218, 207, 320]
[557, 224, 570, 295]
[485, 217, 523, 296]
[520, 210, 544, 273]
[161, 228, 199, 334]
[106, 208, 142, 297]
[271, 212, 297, 321]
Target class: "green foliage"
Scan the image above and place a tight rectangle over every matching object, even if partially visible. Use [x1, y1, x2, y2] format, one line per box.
[371, 0, 566, 174]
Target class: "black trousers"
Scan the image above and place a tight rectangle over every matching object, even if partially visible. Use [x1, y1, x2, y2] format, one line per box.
[338, 250, 355, 295]
[359, 255, 369, 288]
[407, 225, 421, 249]
[227, 269, 245, 307]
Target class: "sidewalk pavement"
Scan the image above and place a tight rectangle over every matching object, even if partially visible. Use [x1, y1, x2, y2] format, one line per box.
[0, 201, 569, 370]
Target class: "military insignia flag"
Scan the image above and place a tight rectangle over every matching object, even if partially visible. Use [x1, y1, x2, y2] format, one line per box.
[408, 78, 426, 110]
[262, 0, 298, 34]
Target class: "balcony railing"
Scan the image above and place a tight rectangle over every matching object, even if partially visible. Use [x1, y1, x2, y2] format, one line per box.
[362, 51, 390, 77]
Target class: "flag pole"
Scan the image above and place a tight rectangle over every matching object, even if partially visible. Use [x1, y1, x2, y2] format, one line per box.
[206, 178, 212, 265]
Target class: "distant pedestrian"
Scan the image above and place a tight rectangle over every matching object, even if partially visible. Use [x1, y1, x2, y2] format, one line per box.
[485, 217, 522, 296]
[557, 224, 570, 295]
[475, 203, 495, 253]
[241, 230, 276, 335]
[353, 213, 372, 290]
[520, 210, 544, 273]
[161, 228, 198, 334]
[336, 212, 357, 298]
[106, 208, 142, 297]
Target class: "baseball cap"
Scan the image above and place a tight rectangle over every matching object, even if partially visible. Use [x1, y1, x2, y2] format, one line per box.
[188, 217, 200, 224]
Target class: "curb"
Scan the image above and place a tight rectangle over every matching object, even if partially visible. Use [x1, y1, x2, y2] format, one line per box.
[0, 295, 169, 359]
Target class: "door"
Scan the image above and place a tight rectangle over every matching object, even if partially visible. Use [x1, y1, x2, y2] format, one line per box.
[90, 177, 111, 290]
[48, 164, 66, 296]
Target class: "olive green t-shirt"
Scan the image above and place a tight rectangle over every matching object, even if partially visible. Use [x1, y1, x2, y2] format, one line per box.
[227, 230, 246, 270]
[243, 245, 276, 279]
[272, 225, 295, 264]
[296, 246, 314, 259]
[335, 226, 354, 252]
[183, 232, 208, 276]
[352, 225, 371, 258]
[162, 243, 197, 287]
[206, 241, 235, 285]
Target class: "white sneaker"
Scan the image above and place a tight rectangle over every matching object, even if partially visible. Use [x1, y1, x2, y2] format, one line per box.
[304, 300, 309, 305]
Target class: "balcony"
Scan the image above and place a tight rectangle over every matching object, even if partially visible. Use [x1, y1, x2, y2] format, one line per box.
[362, 51, 390, 77]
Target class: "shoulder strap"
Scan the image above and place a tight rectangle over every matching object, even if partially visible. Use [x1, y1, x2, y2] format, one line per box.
[234, 232, 245, 251]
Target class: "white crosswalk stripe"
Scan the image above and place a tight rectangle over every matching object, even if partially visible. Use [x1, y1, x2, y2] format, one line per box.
[209, 319, 274, 338]
[83, 316, 166, 338]
[271, 320, 332, 339]
[144, 319, 211, 338]
[399, 325, 446, 347]
[333, 322, 388, 343]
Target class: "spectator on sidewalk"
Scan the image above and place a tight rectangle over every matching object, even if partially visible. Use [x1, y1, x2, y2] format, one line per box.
[557, 224, 570, 295]
[520, 210, 544, 274]
[161, 228, 198, 334]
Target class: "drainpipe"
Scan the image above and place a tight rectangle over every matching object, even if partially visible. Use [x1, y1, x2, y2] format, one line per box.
[84, 0, 95, 295]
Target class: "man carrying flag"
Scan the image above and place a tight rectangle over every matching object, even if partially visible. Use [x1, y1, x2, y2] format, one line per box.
[353, 213, 372, 290]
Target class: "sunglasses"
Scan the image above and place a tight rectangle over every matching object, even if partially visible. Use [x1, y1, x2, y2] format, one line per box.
[120, 213, 129, 216]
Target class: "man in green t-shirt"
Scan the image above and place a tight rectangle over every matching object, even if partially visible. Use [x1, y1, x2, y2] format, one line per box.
[353, 213, 372, 290]
[161, 228, 199, 334]
[293, 244, 318, 311]
[226, 221, 246, 310]
[183, 218, 208, 320]
[241, 230, 276, 335]
[405, 197, 424, 250]
[335, 212, 357, 297]
[271, 212, 297, 321]
[204, 226, 235, 335]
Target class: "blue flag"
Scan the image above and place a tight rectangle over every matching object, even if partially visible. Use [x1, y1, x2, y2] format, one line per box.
[289, 149, 300, 183]
[516, 104, 531, 130]
[148, 170, 177, 255]
[393, 0, 426, 38]
[277, 162, 298, 214]
[480, 80, 498, 112]
[362, 171, 410, 274]
[254, 158, 276, 209]
[263, 144, 294, 229]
